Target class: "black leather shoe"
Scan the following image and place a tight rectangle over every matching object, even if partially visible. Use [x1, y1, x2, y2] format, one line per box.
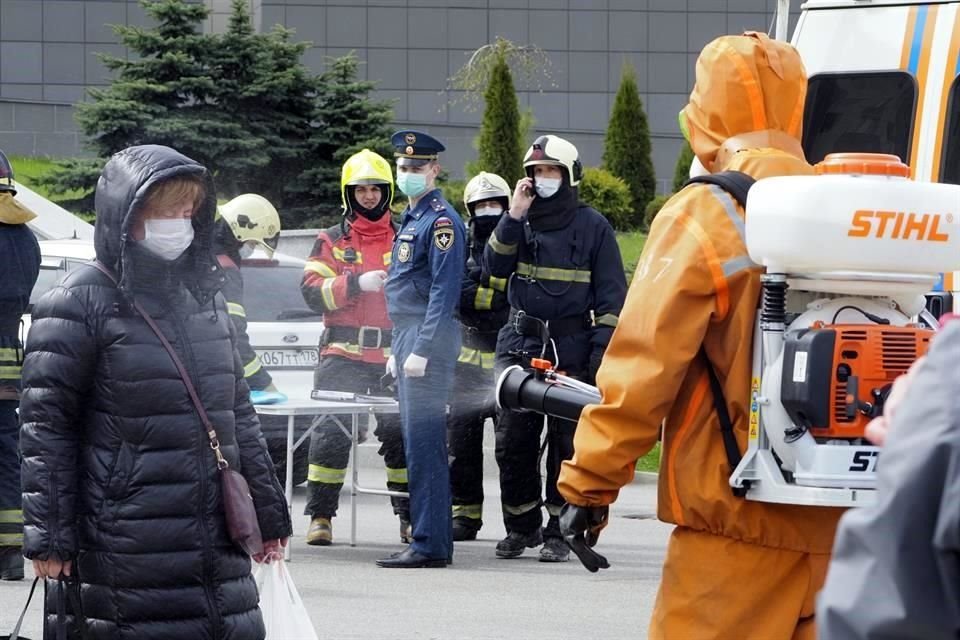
[0, 546, 24, 581]
[376, 546, 447, 568]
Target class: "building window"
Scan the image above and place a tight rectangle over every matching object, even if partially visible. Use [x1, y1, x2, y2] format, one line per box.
[802, 72, 917, 166]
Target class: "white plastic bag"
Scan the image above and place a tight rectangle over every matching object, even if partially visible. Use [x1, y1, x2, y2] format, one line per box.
[254, 561, 319, 640]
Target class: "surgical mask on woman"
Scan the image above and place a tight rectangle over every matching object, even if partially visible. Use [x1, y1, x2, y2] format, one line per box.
[140, 218, 194, 261]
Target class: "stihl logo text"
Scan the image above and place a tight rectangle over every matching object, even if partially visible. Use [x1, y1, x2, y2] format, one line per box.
[848, 210, 952, 242]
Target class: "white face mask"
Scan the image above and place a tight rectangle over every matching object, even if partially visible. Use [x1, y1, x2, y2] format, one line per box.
[239, 242, 256, 259]
[535, 178, 562, 199]
[140, 218, 194, 261]
[473, 204, 503, 217]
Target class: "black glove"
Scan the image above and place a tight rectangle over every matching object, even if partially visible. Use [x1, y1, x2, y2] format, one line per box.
[559, 503, 610, 573]
[587, 349, 604, 385]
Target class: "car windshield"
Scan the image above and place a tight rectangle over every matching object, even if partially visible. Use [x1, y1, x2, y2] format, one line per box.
[242, 262, 318, 322]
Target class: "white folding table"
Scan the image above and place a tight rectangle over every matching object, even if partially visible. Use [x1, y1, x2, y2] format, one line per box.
[254, 398, 405, 559]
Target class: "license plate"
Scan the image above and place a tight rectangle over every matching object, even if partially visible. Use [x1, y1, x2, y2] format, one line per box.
[256, 348, 319, 369]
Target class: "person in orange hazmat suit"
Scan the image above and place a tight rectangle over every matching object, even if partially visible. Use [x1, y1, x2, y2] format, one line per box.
[557, 31, 846, 640]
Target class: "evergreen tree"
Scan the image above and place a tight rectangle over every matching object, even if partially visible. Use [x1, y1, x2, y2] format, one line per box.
[672, 140, 696, 192]
[475, 44, 524, 184]
[602, 61, 656, 222]
[290, 53, 394, 228]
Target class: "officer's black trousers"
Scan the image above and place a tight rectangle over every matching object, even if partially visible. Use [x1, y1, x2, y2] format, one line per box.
[305, 355, 409, 520]
[495, 408, 575, 537]
[447, 364, 497, 528]
[0, 400, 22, 548]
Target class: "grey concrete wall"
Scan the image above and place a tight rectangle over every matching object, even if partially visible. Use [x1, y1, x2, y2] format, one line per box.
[0, 0, 799, 194]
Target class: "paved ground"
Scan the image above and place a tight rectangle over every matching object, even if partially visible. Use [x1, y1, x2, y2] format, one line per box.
[0, 441, 671, 640]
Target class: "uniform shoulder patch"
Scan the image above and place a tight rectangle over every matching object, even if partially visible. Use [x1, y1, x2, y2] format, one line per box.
[433, 223, 455, 251]
[434, 216, 453, 229]
[430, 198, 446, 212]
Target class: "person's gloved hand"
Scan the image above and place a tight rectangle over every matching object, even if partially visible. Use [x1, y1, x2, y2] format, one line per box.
[386, 355, 397, 378]
[358, 270, 388, 293]
[403, 353, 428, 378]
[587, 349, 604, 385]
[560, 503, 610, 573]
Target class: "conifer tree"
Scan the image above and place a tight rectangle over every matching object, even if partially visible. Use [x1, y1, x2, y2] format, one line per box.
[475, 43, 524, 184]
[672, 140, 696, 192]
[602, 62, 656, 222]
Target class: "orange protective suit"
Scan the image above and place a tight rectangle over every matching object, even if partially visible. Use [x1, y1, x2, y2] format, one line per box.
[558, 32, 844, 640]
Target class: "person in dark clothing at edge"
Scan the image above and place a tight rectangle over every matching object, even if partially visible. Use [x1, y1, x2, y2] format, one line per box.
[0, 150, 40, 582]
[484, 134, 627, 563]
[213, 193, 287, 404]
[19, 145, 292, 640]
[300, 149, 410, 547]
[448, 172, 512, 542]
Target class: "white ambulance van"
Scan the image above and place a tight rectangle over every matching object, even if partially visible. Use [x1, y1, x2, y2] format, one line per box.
[791, 0, 960, 313]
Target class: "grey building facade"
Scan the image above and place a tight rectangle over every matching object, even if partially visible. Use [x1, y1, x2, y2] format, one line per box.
[0, 0, 797, 193]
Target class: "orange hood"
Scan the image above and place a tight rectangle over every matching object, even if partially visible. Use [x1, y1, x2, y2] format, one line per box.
[683, 31, 808, 172]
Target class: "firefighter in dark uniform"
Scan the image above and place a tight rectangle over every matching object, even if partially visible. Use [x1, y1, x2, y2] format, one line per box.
[213, 193, 286, 404]
[448, 172, 512, 541]
[378, 130, 466, 568]
[485, 134, 627, 562]
[0, 150, 40, 581]
[301, 149, 409, 546]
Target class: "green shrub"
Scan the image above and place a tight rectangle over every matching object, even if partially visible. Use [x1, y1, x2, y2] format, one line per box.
[579, 167, 635, 231]
[438, 179, 468, 215]
[603, 61, 656, 215]
[672, 140, 696, 193]
[643, 193, 673, 231]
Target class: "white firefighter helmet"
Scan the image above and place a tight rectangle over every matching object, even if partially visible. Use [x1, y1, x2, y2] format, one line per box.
[523, 135, 583, 187]
[463, 172, 511, 214]
[218, 194, 281, 257]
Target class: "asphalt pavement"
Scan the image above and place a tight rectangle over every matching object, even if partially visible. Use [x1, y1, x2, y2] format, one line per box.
[0, 440, 671, 640]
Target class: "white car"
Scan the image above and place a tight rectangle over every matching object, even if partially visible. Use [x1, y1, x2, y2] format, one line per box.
[27, 239, 322, 485]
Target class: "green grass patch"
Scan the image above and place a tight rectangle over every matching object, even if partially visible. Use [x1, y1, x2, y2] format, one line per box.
[615, 230, 646, 278]
[9, 155, 93, 220]
[636, 442, 661, 474]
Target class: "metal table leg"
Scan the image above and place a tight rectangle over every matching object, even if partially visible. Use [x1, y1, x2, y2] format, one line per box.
[350, 411, 359, 547]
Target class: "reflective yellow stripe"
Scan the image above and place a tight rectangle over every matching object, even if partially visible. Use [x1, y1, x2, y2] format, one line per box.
[243, 358, 262, 378]
[489, 276, 507, 292]
[321, 279, 339, 310]
[383, 252, 392, 266]
[325, 341, 362, 355]
[488, 233, 517, 256]
[0, 533, 23, 545]
[452, 504, 483, 519]
[0, 347, 18, 361]
[474, 287, 494, 311]
[385, 467, 408, 484]
[503, 500, 540, 516]
[227, 302, 246, 318]
[595, 313, 618, 328]
[333, 247, 363, 264]
[0, 367, 21, 379]
[308, 464, 347, 484]
[458, 347, 495, 370]
[0, 510, 22, 524]
[304, 261, 338, 278]
[517, 262, 591, 283]
[546, 503, 563, 517]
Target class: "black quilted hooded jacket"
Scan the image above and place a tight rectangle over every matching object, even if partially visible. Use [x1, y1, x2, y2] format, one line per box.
[19, 145, 292, 640]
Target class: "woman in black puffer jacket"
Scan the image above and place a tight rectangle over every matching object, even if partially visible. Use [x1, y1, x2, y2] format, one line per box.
[19, 145, 293, 639]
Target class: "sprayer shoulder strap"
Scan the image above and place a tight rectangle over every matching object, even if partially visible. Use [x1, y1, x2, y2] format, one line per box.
[683, 171, 756, 210]
[700, 350, 749, 498]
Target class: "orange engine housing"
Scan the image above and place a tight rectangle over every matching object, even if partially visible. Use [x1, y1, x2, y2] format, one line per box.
[780, 324, 933, 439]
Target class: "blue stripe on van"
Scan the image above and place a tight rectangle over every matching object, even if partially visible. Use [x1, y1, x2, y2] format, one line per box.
[910, 5, 929, 75]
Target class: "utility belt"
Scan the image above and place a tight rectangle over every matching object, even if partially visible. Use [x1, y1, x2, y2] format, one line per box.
[509, 309, 591, 341]
[460, 323, 499, 350]
[322, 325, 392, 350]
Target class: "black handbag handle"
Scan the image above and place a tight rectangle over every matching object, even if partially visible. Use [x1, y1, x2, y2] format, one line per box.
[54, 576, 91, 640]
[5, 576, 39, 640]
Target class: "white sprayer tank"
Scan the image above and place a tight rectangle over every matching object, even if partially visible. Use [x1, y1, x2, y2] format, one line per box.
[745, 154, 960, 295]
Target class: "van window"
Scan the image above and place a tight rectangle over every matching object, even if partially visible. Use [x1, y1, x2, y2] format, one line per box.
[803, 72, 917, 165]
[940, 75, 960, 184]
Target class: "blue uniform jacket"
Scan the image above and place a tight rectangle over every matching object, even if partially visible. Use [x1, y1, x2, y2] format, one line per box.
[385, 188, 467, 359]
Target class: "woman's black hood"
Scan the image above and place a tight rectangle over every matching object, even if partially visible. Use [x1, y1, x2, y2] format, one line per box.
[93, 145, 224, 303]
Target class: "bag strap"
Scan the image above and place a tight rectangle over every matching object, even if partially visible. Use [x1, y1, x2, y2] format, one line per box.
[683, 171, 756, 210]
[700, 350, 749, 498]
[90, 261, 230, 471]
[54, 576, 92, 640]
[7, 576, 39, 640]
